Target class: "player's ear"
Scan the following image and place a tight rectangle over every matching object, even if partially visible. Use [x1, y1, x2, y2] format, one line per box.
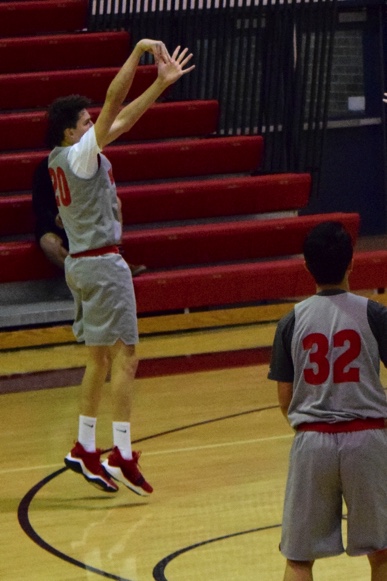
[63, 127, 74, 144]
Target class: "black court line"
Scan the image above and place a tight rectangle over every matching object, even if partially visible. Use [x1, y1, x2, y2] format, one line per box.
[17, 467, 130, 581]
[152, 524, 282, 581]
[17, 405, 278, 580]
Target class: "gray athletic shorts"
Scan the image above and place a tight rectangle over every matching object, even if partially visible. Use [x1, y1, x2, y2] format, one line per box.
[64, 253, 139, 346]
[281, 429, 387, 560]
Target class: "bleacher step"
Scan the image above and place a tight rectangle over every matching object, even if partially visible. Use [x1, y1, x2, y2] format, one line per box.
[0, 279, 73, 329]
[0, 300, 74, 329]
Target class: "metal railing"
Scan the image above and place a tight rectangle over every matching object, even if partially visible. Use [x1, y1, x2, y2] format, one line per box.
[88, 0, 338, 197]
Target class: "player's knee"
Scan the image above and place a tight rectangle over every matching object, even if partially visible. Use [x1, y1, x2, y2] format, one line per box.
[124, 351, 138, 375]
[39, 233, 67, 268]
[87, 347, 111, 371]
[117, 345, 138, 376]
[40, 232, 59, 250]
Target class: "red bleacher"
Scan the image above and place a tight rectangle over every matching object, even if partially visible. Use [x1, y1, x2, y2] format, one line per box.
[0, 31, 130, 74]
[0, 212, 360, 287]
[107, 136, 264, 183]
[0, 0, 88, 38]
[119, 174, 312, 225]
[134, 250, 387, 313]
[0, 66, 158, 110]
[121, 213, 359, 269]
[1, 0, 387, 323]
[0, 195, 32, 237]
[0, 136, 263, 193]
[0, 100, 220, 153]
[0, 173, 310, 237]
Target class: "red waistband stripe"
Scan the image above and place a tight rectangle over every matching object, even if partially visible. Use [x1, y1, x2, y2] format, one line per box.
[70, 245, 119, 258]
[297, 418, 386, 433]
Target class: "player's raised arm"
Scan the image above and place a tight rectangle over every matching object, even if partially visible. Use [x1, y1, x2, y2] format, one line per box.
[99, 45, 195, 148]
[94, 39, 169, 149]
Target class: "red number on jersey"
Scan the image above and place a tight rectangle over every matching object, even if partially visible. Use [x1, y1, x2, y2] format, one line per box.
[49, 166, 72, 207]
[303, 333, 330, 385]
[303, 330, 361, 385]
[333, 329, 361, 382]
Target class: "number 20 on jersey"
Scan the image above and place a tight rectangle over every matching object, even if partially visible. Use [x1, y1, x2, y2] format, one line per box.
[49, 167, 72, 207]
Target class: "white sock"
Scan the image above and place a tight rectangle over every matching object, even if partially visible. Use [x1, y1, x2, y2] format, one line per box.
[113, 421, 132, 460]
[78, 415, 97, 452]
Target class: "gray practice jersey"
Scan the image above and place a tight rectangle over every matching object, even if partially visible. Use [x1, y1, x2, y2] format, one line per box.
[268, 290, 387, 427]
[48, 146, 121, 254]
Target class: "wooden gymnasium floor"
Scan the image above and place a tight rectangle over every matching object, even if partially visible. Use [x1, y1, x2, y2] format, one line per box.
[2, 300, 387, 581]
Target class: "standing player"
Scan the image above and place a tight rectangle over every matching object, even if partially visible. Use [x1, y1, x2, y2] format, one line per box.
[268, 221, 387, 581]
[47, 40, 194, 495]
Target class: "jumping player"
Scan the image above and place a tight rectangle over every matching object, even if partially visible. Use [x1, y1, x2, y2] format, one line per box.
[47, 40, 194, 495]
[268, 221, 387, 581]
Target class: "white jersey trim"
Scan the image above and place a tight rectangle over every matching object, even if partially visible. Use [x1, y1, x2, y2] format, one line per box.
[68, 126, 101, 179]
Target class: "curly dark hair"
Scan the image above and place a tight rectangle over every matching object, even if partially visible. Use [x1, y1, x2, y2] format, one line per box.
[46, 94, 92, 148]
[303, 221, 353, 285]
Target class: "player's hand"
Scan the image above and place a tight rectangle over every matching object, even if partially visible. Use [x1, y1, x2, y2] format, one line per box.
[136, 39, 169, 64]
[383, 93, 387, 104]
[157, 46, 195, 87]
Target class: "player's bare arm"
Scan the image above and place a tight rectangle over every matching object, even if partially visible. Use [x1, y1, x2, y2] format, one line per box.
[94, 39, 169, 149]
[102, 45, 195, 147]
[277, 381, 293, 422]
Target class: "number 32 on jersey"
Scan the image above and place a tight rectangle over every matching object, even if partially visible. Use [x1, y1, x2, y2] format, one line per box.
[49, 167, 72, 207]
[303, 330, 361, 385]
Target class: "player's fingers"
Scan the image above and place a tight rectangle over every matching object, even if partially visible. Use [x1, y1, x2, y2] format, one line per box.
[180, 52, 194, 68]
[181, 64, 195, 75]
[159, 43, 171, 63]
[171, 45, 182, 60]
[175, 47, 189, 63]
[153, 41, 168, 63]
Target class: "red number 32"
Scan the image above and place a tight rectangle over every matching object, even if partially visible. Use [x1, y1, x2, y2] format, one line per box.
[302, 330, 361, 385]
[49, 167, 72, 207]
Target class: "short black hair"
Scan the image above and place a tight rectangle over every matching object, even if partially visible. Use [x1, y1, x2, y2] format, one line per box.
[303, 221, 353, 285]
[46, 94, 92, 148]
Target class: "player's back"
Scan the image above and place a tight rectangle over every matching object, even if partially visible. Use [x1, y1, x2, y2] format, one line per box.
[288, 290, 387, 425]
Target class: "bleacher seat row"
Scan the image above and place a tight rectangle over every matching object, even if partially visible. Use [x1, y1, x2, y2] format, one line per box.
[0, 173, 311, 237]
[0, 135, 264, 193]
[0, 0, 88, 38]
[0, 100, 220, 152]
[0, 211, 358, 286]
[1, 0, 387, 326]
[134, 250, 387, 313]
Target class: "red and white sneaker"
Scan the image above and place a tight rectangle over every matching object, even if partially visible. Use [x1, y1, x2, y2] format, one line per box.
[102, 447, 153, 496]
[65, 442, 119, 493]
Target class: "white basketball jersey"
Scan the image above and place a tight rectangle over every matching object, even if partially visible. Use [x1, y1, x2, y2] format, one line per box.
[48, 147, 121, 255]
